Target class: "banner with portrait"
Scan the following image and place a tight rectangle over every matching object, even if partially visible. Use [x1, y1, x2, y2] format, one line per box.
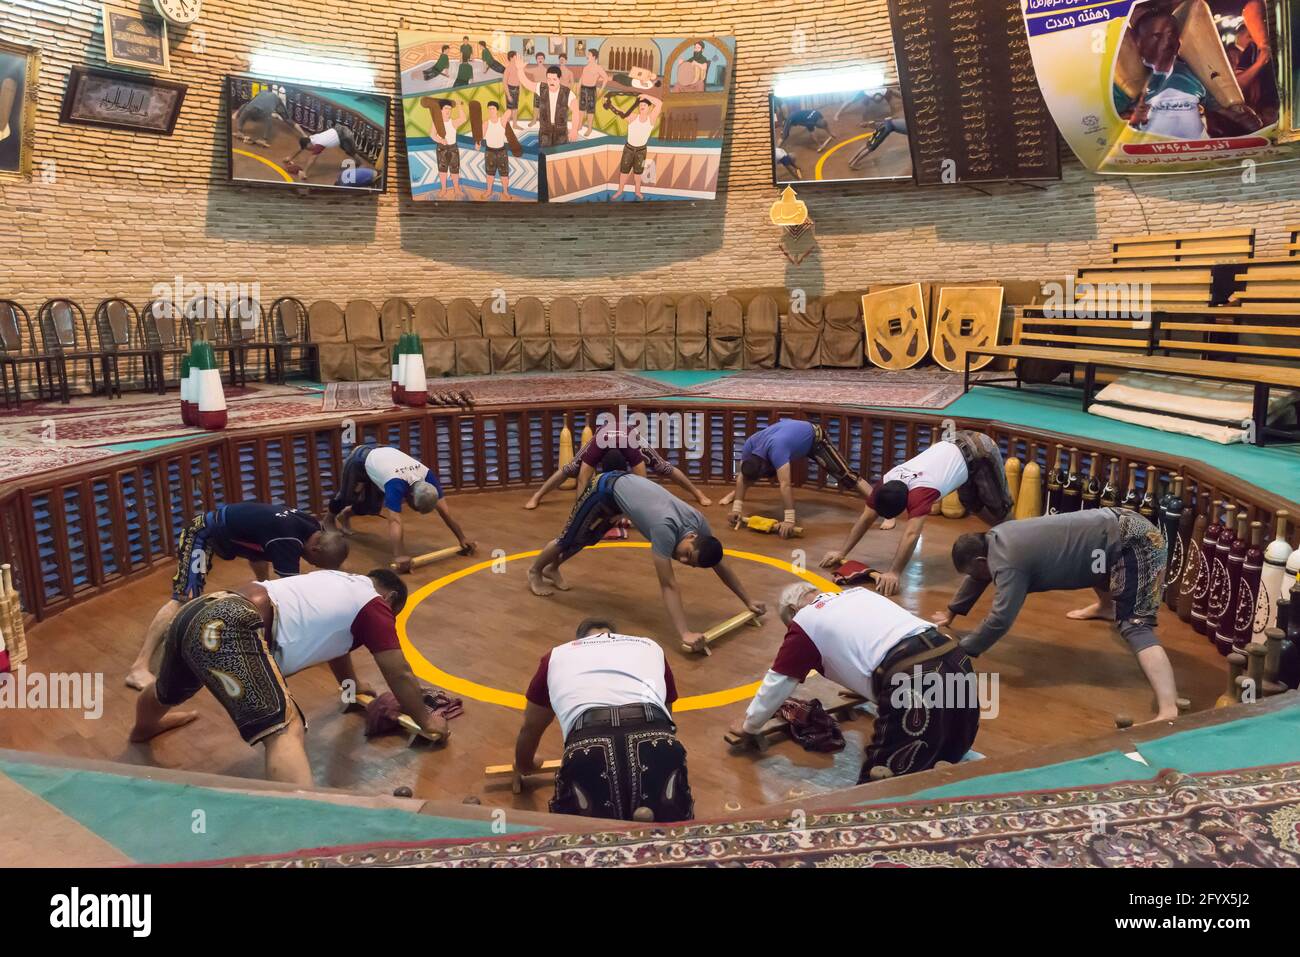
[1022, 0, 1295, 173]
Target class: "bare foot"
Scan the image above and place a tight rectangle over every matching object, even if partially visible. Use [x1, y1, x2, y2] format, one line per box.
[1067, 601, 1115, 622]
[696, 495, 713, 507]
[528, 569, 554, 597]
[129, 711, 199, 743]
[880, 518, 897, 531]
[1135, 711, 1179, 726]
[542, 567, 571, 591]
[124, 667, 154, 692]
[523, 496, 542, 510]
[718, 491, 735, 507]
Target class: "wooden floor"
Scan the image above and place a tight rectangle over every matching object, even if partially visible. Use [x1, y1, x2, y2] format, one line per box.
[0, 485, 1230, 818]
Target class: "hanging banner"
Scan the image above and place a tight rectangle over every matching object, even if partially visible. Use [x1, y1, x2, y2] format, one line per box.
[1021, 0, 1293, 173]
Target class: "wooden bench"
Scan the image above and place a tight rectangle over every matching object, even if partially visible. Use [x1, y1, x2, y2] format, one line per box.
[964, 343, 1300, 446]
[1110, 227, 1255, 266]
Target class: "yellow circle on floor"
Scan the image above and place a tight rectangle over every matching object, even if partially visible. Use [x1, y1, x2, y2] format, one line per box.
[396, 541, 838, 712]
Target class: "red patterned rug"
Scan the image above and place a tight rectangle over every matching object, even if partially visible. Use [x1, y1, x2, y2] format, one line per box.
[683, 369, 1000, 410]
[323, 372, 681, 413]
[0, 384, 325, 450]
[207, 764, 1300, 868]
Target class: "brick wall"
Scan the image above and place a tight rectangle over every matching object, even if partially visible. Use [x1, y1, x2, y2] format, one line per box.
[3, 0, 1299, 311]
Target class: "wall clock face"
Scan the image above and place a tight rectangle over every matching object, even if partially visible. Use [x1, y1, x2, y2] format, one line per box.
[152, 0, 201, 26]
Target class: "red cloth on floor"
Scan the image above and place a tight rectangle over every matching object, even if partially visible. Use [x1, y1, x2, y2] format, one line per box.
[779, 698, 846, 753]
[363, 689, 464, 736]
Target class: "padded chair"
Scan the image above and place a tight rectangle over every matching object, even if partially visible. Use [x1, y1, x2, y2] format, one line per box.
[37, 298, 99, 400]
[675, 294, 709, 369]
[93, 298, 157, 397]
[549, 297, 582, 371]
[644, 294, 677, 371]
[448, 297, 490, 376]
[266, 296, 318, 383]
[482, 296, 521, 374]
[515, 296, 550, 371]
[413, 297, 454, 378]
[0, 300, 63, 407]
[743, 294, 779, 369]
[708, 294, 744, 370]
[308, 300, 355, 381]
[139, 297, 189, 392]
[614, 295, 647, 370]
[580, 296, 614, 371]
[781, 297, 824, 369]
[345, 300, 387, 380]
[820, 292, 865, 368]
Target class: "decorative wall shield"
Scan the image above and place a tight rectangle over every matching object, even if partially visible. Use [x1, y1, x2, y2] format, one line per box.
[931, 286, 1003, 372]
[862, 282, 928, 370]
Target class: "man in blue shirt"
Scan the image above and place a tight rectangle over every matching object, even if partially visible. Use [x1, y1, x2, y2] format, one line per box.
[126, 502, 347, 690]
[721, 419, 872, 538]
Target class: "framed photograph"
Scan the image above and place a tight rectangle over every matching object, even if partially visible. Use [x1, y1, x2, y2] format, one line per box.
[0, 38, 40, 179]
[101, 5, 171, 72]
[769, 87, 913, 186]
[548, 35, 567, 55]
[225, 74, 389, 193]
[60, 65, 186, 134]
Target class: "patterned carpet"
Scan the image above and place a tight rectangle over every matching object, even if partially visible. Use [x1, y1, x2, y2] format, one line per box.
[322, 372, 682, 413]
[223, 764, 1300, 868]
[682, 369, 1002, 410]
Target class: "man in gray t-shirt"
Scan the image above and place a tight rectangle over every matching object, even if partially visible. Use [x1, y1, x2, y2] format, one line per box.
[932, 508, 1180, 724]
[528, 471, 766, 651]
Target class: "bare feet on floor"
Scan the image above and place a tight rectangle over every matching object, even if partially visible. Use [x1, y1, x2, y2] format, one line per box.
[523, 496, 541, 510]
[528, 569, 554, 597]
[124, 667, 153, 692]
[1066, 601, 1115, 622]
[541, 567, 571, 591]
[129, 711, 199, 743]
[880, 518, 897, 530]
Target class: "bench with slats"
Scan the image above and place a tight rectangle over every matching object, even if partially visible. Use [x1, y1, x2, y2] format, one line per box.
[1110, 227, 1255, 266]
[963, 342, 1300, 446]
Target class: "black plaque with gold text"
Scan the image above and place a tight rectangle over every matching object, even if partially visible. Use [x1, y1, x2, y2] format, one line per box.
[888, 0, 1060, 185]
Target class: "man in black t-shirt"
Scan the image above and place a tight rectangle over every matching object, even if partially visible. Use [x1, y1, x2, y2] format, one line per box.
[125, 502, 348, 690]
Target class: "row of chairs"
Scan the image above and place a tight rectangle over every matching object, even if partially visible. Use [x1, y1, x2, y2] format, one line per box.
[0, 296, 315, 407]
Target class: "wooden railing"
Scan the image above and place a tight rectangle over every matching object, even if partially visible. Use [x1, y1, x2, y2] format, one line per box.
[1, 399, 1295, 624]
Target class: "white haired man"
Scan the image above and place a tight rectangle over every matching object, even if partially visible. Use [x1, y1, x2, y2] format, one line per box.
[326, 443, 474, 573]
[730, 582, 980, 780]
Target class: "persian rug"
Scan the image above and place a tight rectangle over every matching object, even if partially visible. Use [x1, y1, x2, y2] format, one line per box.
[219, 764, 1300, 868]
[0, 446, 120, 484]
[0, 384, 325, 451]
[684, 369, 1001, 410]
[323, 372, 681, 412]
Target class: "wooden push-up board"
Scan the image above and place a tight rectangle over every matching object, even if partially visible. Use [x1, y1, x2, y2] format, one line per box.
[723, 673, 871, 751]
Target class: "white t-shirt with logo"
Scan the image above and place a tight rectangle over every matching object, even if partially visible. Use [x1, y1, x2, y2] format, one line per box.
[525, 632, 677, 740]
[883, 440, 969, 499]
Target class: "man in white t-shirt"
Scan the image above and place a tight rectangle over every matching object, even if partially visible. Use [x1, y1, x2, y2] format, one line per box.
[327, 443, 475, 572]
[283, 123, 363, 182]
[130, 568, 446, 784]
[514, 618, 693, 822]
[820, 430, 1013, 595]
[731, 584, 979, 780]
[478, 101, 515, 201]
[608, 95, 662, 201]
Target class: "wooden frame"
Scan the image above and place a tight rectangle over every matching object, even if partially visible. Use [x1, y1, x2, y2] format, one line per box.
[101, 5, 171, 73]
[0, 399, 1294, 626]
[59, 65, 185, 134]
[0, 37, 41, 180]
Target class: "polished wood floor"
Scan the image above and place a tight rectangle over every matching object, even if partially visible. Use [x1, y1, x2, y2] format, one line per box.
[1, 485, 1229, 818]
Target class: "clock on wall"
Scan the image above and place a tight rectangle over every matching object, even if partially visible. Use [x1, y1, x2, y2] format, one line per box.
[152, 0, 201, 26]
